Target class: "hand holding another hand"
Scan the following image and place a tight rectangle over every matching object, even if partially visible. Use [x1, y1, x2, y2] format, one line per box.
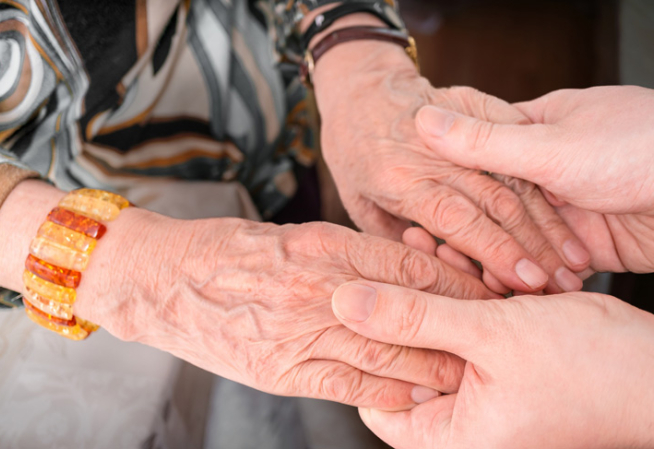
[416, 86, 654, 273]
[332, 281, 654, 449]
[314, 41, 589, 294]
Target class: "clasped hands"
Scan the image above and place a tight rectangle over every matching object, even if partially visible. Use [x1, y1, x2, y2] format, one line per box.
[69, 39, 654, 449]
[314, 39, 654, 448]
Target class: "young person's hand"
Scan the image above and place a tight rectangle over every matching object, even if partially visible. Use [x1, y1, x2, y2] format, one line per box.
[332, 281, 654, 448]
[415, 86, 654, 273]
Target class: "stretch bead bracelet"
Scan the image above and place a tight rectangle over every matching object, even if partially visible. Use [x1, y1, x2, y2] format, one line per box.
[22, 189, 130, 340]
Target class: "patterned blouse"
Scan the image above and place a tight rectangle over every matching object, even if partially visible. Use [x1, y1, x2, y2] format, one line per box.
[0, 0, 402, 308]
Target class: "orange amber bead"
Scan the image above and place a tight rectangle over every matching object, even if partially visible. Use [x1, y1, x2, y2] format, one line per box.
[24, 287, 73, 320]
[47, 207, 106, 239]
[25, 254, 81, 288]
[24, 300, 89, 341]
[23, 298, 76, 326]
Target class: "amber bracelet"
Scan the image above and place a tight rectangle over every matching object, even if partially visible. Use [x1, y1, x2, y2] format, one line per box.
[22, 189, 130, 340]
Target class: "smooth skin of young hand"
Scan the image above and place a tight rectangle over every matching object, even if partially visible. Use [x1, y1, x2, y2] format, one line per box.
[331, 281, 654, 449]
[0, 180, 497, 411]
[415, 85, 654, 274]
[311, 34, 590, 294]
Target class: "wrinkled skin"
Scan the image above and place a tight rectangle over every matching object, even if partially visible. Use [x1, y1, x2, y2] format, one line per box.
[415, 86, 654, 273]
[75, 212, 493, 410]
[331, 282, 654, 449]
[313, 40, 589, 294]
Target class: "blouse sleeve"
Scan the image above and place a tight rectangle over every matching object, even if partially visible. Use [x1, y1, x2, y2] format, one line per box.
[0, 0, 85, 308]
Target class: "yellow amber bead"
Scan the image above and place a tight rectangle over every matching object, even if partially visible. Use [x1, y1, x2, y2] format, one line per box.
[24, 305, 89, 341]
[77, 318, 100, 333]
[29, 236, 90, 272]
[24, 286, 74, 320]
[23, 271, 76, 305]
[37, 221, 97, 253]
[59, 195, 121, 222]
[74, 189, 130, 210]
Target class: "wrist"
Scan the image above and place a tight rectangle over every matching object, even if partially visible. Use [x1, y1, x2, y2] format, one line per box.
[312, 33, 419, 114]
[302, 7, 417, 95]
[0, 180, 64, 292]
[73, 206, 188, 341]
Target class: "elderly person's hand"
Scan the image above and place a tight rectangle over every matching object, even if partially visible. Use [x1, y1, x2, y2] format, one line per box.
[313, 40, 589, 295]
[331, 282, 654, 449]
[415, 85, 654, 274]
[0, 180, 496, 411]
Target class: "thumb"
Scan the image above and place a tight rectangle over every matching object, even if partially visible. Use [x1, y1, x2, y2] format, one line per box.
[415, 105, 556, 186]
[331, 281, 511, 360]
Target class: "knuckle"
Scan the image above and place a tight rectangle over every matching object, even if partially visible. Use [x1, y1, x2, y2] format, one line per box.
[528, 239, 556, 263]
[484, 186, 529, 233]
[397, 250, 434, 288]
[318, 365, 362, 404]
[428, 353, 466, 393]
[469, 119, 495, 151]
[429, 194, 481, 237]
[357, 340, 403, 373]
[478, 234, 517, 266]
[399, 297, 429, 342]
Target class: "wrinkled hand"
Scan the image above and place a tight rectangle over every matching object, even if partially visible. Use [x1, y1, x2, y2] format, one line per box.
[313, 41, 589, 294]
[75, 211, 494, 410]
[331, 282, 654, 449]
[415, 86, 654, 273]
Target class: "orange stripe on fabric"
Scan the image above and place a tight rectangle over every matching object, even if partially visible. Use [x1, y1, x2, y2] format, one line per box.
[135, 0, 148, 57]
[0, 0, 28, 14]
[29, 34, 63, 80]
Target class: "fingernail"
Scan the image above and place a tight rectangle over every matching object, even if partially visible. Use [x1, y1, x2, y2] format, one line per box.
[332, 284, 377, 322]
[411, 385, 441, 404]
[555, 267, 583, 292]
[562, 240, 590, 267]
[515, 259, 549, 289]
[417, 106, 455, 137]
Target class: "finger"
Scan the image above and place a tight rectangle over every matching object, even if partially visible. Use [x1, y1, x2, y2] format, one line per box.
[313, 326, 465, 394]
[435, 244, 482, 279]
[332, 281, 511, 359]
[513, 89, 582, 124]
[539, 186, 568, 207]
[359, 395, 456, 449]
[349, 231, 501, 299]
[554, 205, 627, 272]
[436, 86, 531, 126]
[283, 359, 437, 410]
[347, 196, 411, 241]
[402, 226, 438, 255]
[403, 227, 484, 283]
[452, 173, 584, 292]
[405, 182, 549, 292]
[415, 105, 557, 187]
[497, 175, 589, 274]
[482, 269, 511, 295]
